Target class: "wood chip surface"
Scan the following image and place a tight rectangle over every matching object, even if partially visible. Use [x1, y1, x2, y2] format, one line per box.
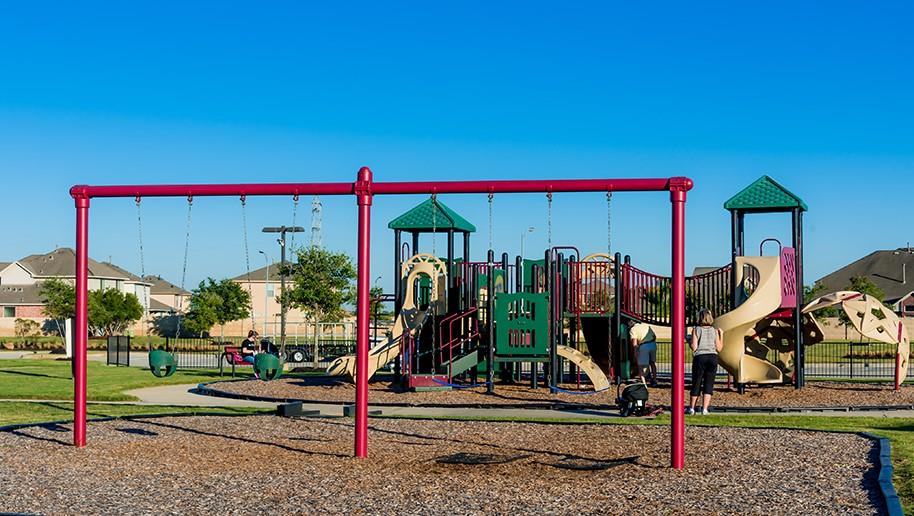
[212, 376, 914, 410]
[0, 416, 883, 515]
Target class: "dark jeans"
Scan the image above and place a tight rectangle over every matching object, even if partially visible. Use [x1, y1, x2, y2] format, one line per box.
[690, 354, 718, 396]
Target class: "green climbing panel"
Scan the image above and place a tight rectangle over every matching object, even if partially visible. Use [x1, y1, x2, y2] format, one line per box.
[494, 292, 549, 358]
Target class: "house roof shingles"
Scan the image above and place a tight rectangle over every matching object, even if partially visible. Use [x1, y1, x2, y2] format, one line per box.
[0, 284, 44, 305]
[18, 248, 144, 281]
[816, 248, 914, 303]
[143, 275, 191, 295]
[232, 264, 286, 282]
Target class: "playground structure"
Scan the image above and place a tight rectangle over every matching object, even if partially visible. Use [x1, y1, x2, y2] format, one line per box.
[326, 175, 910, 396]
[68, 170, 694, 470]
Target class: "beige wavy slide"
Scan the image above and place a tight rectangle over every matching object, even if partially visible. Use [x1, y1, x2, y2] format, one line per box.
[326, 254, 447, 382]
[556, 344, 610, 391]
[714, 256, 784, 384]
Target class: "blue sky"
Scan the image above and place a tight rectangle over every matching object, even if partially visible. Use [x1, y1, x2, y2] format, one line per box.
[0, 2, 911, 292]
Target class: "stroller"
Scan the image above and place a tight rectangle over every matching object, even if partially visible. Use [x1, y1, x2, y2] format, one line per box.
[616, 382, 663, 417]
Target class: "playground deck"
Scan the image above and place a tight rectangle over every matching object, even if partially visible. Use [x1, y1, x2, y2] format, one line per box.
[0, 416, 880, 515]
[207, 377, 914, 410]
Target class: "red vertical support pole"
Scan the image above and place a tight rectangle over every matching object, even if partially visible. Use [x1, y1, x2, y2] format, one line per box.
[73, 191, 90, 447]
[354, 167, 373, 458]
[670, 178, 690, 470]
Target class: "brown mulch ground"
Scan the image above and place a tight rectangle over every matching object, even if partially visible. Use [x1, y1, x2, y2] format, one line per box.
[209, 376, 914, 409]
[0, 416, 882, 515]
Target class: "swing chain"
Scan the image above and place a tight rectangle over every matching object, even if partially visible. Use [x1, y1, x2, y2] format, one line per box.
[240, 195, 256, 331]
[135, 196, 151, 347]
[606, 191, 612, 256]
[546, 191, 553, 248]
[173, 196, 194, 345]
[290, 193, 300, 253]
[430, 193, 437, 352]
[487, 192, 494, 251]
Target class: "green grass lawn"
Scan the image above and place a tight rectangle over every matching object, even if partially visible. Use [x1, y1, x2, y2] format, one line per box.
[0, 359, 256, 401]
[0, 401, 267, 427]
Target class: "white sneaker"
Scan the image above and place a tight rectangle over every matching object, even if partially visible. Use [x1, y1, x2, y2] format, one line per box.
[701, 409, 709, 415]
[685, 408, 694, 415]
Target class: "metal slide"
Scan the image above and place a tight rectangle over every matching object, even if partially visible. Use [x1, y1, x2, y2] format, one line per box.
[556, 344, 611, 391]
[714, 256, 785, 384]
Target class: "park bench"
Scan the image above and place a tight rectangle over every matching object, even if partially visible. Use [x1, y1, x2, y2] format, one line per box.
[219, 345, 253, 377]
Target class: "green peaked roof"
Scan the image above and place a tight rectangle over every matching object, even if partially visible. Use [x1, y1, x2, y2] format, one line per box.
[724, 175, 808, 212]
[388, 199, 476, 233]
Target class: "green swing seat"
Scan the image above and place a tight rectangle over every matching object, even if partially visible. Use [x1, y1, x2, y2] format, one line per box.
[149, 349, 178, 378]
[254, 353, 283, 381]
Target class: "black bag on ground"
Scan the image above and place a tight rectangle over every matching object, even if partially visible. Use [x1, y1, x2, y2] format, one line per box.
[617, 382, 649, 417]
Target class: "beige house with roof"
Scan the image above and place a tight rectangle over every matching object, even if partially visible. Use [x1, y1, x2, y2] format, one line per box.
[0, 248, 179, 337]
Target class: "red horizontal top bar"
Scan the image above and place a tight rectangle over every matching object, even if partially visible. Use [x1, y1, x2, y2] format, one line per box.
[70, 172, 692, 199]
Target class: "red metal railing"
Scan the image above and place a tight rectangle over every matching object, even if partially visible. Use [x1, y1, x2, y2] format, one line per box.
[621, 263, 732, 325]
[567, 260, 614, 315]
[437, 308, 481, 379]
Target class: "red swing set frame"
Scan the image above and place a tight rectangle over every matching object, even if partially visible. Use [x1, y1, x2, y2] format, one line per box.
[69, 167, 693, 469]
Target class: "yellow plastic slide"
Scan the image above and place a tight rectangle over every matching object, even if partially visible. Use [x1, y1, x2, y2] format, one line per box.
[326, 254, 447, 382]
[713, 256, 784, 384]
[556, 345, 610, 391]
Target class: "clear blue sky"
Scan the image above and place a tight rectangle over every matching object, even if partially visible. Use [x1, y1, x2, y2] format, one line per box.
[1, 2, 911, 292]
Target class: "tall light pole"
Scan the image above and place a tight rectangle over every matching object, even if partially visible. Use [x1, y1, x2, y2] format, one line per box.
[520, 226, 536, 258]
[258, 251, 271, 336]
[262, 225, 306, 353]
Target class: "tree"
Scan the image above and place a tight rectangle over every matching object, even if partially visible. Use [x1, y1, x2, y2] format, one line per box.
[87, 289, 144, 336]
[847, 275, 885, 301]
[39, 278, 76, 340]
[183, 278, 252, 339]
[280, 247, 356, 323]
[39, 279, 144, 337]
[370, 286, 393, 321]
[280, 246, 356, 358]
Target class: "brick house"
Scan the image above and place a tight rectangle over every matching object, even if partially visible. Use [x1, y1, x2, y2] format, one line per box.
[0, 248, 178, 336]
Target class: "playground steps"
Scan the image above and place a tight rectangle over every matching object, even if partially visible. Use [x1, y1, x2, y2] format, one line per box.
[443, 349, 482, 379]
[407, 374, 451, 391]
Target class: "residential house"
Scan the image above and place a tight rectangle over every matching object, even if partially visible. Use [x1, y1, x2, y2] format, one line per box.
[815, 247, 914, 317]
[0, 248, 175, 336]
[231, 263, 308, 336]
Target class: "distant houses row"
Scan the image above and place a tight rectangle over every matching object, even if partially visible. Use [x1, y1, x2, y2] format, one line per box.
[0, 247, 304, 337]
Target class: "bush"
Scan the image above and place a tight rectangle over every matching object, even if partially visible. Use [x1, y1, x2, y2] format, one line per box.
[14, 318, 42, 338]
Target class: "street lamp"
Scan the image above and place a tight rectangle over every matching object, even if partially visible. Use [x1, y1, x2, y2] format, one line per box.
[262, 225, 306, 351]
[520, 226, 536, 258]
[258, 250, 271, 336]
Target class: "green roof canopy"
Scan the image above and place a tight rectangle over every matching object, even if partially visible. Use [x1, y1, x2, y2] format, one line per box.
[724, 175, 808, 212]
[388, 199, 476, 233]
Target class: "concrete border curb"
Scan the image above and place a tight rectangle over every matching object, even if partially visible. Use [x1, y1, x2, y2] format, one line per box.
[861, 432, 904, 516]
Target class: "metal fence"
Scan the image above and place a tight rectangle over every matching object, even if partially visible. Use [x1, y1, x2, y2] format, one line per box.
[650, 340, 906, 381]
[156, 336, 361, 370]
